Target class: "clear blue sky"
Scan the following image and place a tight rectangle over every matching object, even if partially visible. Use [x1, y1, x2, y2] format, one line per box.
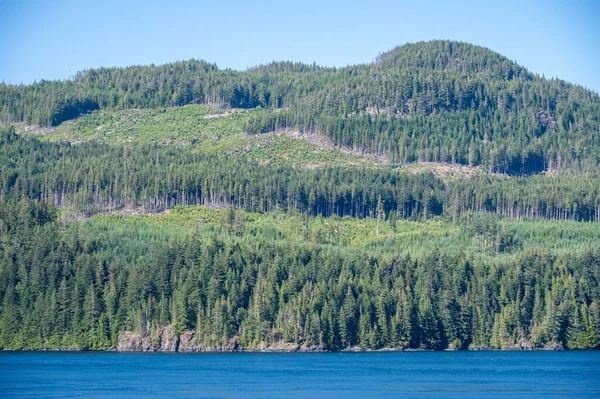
[1, 0, 598, 93]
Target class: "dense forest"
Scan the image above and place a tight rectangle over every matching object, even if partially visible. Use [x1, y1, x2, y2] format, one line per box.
[1, 127, 600, 222]
[1, 198, 599, 351]
[0, 40, 599, 351]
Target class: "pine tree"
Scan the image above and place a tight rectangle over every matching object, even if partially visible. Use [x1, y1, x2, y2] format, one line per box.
[418, 296, 441, 349]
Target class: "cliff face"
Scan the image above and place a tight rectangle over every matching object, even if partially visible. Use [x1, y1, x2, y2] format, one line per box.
[116, 326, 180, 352]
[116, 327, 566, 352]
[116, 326, 244, 352]
[116, 332, 155, 352]
[115, 326, 325, 352]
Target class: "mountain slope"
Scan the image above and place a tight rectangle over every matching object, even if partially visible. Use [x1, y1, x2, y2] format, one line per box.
[1, 42, 600, 353]
[1, 40, 600, 174]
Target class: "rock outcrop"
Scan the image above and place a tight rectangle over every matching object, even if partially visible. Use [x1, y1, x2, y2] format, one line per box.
[502, 340, 534, 350]
[115, 327, 566, 352]
[116, 327, 179, 352]
[116, 327, 326, 352]
[541, 342, 565, 350]
[157, 326, 179, 352]
[249, 341, 325, 352]
[116, 332, 155, 352]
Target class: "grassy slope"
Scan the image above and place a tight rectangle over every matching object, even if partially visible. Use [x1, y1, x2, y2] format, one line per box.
[14, 104, 503, 177]
[16, 105, 378, 168]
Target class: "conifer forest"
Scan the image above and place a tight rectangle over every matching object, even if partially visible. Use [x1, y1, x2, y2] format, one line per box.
[1, 41, 599, 351]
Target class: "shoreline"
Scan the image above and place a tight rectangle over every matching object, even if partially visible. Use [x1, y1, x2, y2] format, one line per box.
[0, 327, 571, 353]
[2, 345, 577, 353]
[0, 327, 575, 353]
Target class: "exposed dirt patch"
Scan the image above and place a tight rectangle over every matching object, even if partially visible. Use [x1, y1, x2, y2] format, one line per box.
[62, 206, 171, 221]
[256, 129, 389, 165]
[17, 124, 56, 135]
[400, 162, 506, 179]
[203, 108, 249, 119]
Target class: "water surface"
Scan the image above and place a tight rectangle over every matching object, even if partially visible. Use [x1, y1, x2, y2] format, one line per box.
[1, 351, 599, 398]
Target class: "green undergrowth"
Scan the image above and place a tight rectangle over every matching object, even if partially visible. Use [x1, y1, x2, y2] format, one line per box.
[83, 205, 600, 264]
[16, 105, 375, 168]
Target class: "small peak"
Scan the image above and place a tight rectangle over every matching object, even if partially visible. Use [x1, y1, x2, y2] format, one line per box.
[374, 40, 530, 80]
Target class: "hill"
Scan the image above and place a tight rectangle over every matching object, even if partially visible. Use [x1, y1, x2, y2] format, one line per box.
[2, 40, 600, 175]
[0, 41, 599, 352]
[1, 198, 599, 351]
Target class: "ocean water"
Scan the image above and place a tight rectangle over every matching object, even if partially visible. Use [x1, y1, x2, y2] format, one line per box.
[1, 351, 599, 398]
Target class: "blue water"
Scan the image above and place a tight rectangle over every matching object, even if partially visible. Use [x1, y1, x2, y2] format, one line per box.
[1, 351, 599, 398]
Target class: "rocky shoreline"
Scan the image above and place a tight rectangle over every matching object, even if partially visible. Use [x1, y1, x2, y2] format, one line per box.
[1, 326, 567, 352]
[114, 326, 327, 353]
[110, 325, 565, 353]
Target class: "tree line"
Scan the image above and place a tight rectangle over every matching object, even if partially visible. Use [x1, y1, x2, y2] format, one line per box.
[2, 127, 599, 222]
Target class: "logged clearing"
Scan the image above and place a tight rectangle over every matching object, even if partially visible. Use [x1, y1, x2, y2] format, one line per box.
[399, 162, 506, 178]
[15, 105, 510, 177]
[15, 105, 382, 168]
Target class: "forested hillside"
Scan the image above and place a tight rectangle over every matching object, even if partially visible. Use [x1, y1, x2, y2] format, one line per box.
[1, 199, 599, 351]
[2, 40, 599, 174]
[0, 40, 599, 351]
[2, 127, 600, 221]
